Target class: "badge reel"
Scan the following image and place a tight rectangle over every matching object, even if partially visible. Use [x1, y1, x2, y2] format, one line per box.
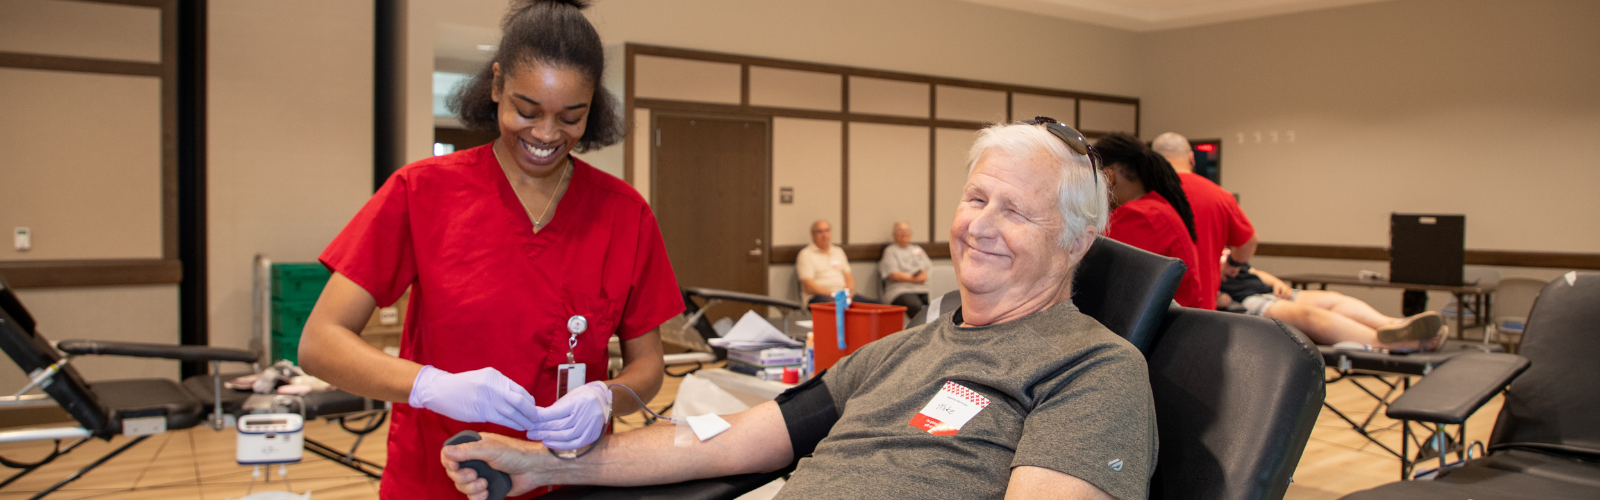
[556, 315, 587, 399]
[553, 315, 588, 459]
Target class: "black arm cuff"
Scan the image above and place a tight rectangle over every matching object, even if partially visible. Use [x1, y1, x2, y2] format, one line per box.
[776, 371, 839, 459]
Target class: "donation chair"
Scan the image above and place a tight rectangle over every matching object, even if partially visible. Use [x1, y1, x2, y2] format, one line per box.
[1343, 272, 1600, 499]
[0, 275, 259, 498]
[543, 236, 1323, 499]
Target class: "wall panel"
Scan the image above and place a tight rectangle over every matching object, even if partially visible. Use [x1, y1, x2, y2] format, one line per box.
[750, 66, 841, 111]
[848, 123, 929, 245]
[1078, 100, 1138, 133]
[849, 76, 929, 118]
[0, 0, 160, 63]
[0, 69, 163, 261]
[935, 85, 1006, 123]
[633, 55, 740, 104]
[1012, 93, 1076, 124]
[772, 118, 843, 247]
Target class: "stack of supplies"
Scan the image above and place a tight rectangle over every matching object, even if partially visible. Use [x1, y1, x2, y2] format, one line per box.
[725, 346, 804, 381]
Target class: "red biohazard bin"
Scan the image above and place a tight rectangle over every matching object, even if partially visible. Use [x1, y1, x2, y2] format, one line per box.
[809, 302, 906, 371]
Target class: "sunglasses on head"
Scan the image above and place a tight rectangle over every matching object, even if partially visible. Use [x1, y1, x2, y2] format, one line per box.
[1024, 116, 1100, 186]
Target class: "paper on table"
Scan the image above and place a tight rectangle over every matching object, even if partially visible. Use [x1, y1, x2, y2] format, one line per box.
[708, 311, 803, 349]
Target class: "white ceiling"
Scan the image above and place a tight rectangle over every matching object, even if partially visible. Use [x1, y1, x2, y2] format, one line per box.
[953, 0, 1393, 31]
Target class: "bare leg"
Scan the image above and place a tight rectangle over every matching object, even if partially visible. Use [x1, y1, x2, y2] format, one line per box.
[1262, 299, 1434, 350]
[1292, 290, 1401, 329]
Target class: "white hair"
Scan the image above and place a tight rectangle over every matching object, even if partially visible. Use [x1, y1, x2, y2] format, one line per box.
[1151, 132, 1192, 157]
[967, 122, 1108, 249]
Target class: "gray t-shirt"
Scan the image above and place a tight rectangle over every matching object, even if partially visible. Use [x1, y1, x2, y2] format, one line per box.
[775, 302, 1156, 500]
[878, 244, 933, 302]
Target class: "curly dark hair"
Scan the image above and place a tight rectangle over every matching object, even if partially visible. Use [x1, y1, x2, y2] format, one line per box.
[446, 0, 623, 153]
[1094, 132, 1198, 242]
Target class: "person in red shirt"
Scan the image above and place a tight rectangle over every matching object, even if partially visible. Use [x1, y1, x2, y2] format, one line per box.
[298, 1, 681, 498]
[1152, 133, 1259, 302]
[1094, 133, 1209, 309]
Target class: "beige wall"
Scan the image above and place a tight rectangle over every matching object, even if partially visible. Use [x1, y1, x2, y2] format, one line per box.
[1140, 0, 1600, 253]
[206, 0, 376, 351]
[0, 1, 164, 261]
[0, 1, 179, 388]
[772, 118, 844, 247]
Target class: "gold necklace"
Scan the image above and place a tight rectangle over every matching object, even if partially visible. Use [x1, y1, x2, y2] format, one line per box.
[529, 160, 571, 230]
[495, 144, 571, 231]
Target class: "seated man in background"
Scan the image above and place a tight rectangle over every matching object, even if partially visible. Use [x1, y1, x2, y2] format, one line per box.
[797, 219, 878, 304]
[878, 221, 933, 318]
[1219, 250, 1445, 351]
[443, 119, 1154, 500]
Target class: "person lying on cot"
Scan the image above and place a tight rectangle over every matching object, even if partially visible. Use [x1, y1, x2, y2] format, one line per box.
[441, 119, 1157, 500]
[1217, 250, 1446, 351]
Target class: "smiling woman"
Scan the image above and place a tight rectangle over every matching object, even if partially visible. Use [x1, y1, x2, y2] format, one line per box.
[296, 1, 683, 498]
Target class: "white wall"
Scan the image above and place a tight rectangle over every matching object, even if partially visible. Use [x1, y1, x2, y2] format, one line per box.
[1140, 0, 1600, 253]
[207, 0, 376, 351]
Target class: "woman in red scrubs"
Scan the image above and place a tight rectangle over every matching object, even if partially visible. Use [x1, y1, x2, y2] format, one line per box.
[1094, 133, 1210, 309]
[299, 1, 681, 498]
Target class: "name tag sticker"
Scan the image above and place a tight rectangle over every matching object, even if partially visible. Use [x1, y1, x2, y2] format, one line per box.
[831, 259, 843, 269]
[912, 247, 924, 256]
[909, 381, 990, 435]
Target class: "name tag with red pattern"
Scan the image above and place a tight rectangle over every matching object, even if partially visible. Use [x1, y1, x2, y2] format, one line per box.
[909, 381, 989, 435]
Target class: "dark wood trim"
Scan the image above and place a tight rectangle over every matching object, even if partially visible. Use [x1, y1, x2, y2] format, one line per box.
[1466, 250, 1600, 270]
[1005, 91, 1013, 123]
[160, 0, 179, 260]
[628, 44, 1140, 105]
[770, 243, 950, 265]
[1256, 243, 1600, 270]
[0, 52, 161, 77]
[624, 44, 637, 185]
[175, 0, 208, 378]
[77, 0, 165, 7]
[634, 98, 987, 130]
[841, 120, 850, 244]
[928, 127, 937, 244]
[0, 260, 183, 288]
[739, 64, 749, 107]
[1256, 243, 1388, 261]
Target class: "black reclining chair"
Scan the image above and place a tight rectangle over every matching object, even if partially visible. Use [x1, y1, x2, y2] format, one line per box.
[0, 275, 259, 497]
[546, 236, 1327, 499]
[1344, 272, 1600, 499]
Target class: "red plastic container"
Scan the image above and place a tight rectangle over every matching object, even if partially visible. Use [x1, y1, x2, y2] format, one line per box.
[809, 302, 906, 371]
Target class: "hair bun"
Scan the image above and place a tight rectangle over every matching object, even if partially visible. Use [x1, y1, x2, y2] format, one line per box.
[513, 0, 593, 10]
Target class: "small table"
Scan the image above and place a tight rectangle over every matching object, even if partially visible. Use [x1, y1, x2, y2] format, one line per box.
[1278, 273, 1495, 339]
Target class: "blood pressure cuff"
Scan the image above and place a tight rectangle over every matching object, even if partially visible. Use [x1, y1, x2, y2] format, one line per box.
[775, 370, 839, 459]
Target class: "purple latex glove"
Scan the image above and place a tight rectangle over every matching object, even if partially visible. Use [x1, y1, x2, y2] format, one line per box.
[528, 381, 613, 449]
[409, 365, 541, 431]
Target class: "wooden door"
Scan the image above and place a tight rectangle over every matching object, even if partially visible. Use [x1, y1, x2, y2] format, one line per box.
[652, 115, 770, 322]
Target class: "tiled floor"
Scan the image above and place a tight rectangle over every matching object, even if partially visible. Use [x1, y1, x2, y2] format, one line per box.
[0, 369, 1499, 499]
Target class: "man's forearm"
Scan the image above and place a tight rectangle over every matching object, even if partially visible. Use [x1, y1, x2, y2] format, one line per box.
[535, 401, 793, 487]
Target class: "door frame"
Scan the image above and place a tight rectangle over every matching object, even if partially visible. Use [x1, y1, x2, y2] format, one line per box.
[649, 111, 774, 295]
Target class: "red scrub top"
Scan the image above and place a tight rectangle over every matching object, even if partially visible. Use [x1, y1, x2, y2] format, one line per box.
[1105, 191, 1209, 309]
[1179, 172, 1255, 308]
[320, 145, 682, 499]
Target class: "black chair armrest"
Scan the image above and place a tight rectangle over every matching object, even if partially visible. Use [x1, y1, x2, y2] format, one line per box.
[684, 287, 803, 312]
[1385, 352, 1529, 424]
[540, 467, 793, 500]
[56, 339, 259, 364]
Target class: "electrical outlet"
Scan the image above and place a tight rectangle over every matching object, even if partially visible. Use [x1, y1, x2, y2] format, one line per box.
[14, 227, 30, 251]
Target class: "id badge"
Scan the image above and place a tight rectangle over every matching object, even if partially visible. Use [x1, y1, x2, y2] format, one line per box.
[909, 381, 990, 435]
[556, 363, 586, 398]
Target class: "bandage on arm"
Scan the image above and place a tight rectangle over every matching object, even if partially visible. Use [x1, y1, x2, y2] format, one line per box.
[775, 371, 840, 459]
